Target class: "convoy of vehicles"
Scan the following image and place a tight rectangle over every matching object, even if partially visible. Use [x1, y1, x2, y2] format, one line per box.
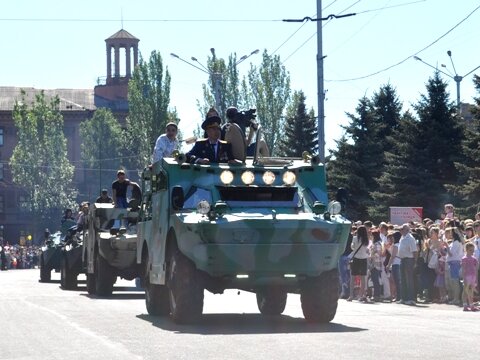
[38, 124, 350, 325]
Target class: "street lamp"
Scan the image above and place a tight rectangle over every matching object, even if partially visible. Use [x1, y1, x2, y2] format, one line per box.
[414, 52, 480, 110]
[171, 49, 259, 118]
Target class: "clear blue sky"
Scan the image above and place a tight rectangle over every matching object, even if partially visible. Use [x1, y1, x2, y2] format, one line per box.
[1, 0, 479, 154]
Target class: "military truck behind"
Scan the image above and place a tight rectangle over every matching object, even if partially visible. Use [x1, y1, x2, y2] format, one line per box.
[83, 203, 142, 296]
[39, 231, 64, 282]
[60, 226, 85, 290]
[136, 153, 351, 324]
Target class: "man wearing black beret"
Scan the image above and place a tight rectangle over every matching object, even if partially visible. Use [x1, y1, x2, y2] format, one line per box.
[186, 108, 239, 165]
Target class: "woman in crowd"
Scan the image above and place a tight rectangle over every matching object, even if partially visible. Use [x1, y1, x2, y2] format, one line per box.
[444, 229, 464, 305]
[369, 230, 384, 302]
[387, 231, 402, 302]
[348, 225, 370, 302]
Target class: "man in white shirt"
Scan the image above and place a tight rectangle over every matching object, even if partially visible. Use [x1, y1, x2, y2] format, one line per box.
[152, 122, 178, 163]
[398, 224, 418, 305]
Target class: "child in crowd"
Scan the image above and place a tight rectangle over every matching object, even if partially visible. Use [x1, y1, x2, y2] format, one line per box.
[462, 242, 479, 311]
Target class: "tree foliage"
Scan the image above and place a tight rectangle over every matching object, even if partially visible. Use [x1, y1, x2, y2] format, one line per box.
[448, 74, 480, 216]
[277, 90, 317, 157]
[248, 50, 291, 156]
[10, 90, 77, 223]
[79, 108, 124, 191]
[125, 50, 172, 170]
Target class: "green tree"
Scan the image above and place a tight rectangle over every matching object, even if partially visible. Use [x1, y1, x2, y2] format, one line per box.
[248, 50, 291, 156]
[448, 74, 480, 216]
[369, 113, 427, 221]
[327, 97, 382, 220]
[80, 108, 124, 193]
[277, 90, 317, 157]
[413, 71, 464, 217]
[10, 90, 77, 229]
[125, 50, 172, 170]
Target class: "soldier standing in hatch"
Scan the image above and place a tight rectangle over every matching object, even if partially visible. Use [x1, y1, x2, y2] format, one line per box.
[112, 170, 131, 208]
[95, 189, 112, 204]
[186, 108, 239, 165]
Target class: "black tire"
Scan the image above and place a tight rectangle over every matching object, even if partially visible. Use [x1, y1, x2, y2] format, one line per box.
[256, 287, 288, 316]
[61, 255, 77, 290]
[95, 253, 115, 297]
[168, 249, 204, 324]
[86, 273, 96, 295]
[39, 255, 51, 282]
[144, 256, 170, 316]
[300, 269, 339, 323]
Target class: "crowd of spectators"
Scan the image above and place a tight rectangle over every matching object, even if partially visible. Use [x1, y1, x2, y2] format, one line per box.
[339, 204, 480, 311]
[0, 244, 41, 270]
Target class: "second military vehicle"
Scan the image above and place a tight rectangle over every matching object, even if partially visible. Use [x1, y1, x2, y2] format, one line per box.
[83, 203, 142, 296]
[39, 231, 64, 282]
[136, 139, 351, 324]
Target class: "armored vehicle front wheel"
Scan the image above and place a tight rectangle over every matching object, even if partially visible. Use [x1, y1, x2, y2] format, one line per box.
[144, 257, 170, 316]
[39, 256, 51, 282]
[168, 249, 204, 324]
[95, 253, 116, 297]
[300, 269, 339, 323]
[60, 256, 77, 290]
[256, 288, 288, 316]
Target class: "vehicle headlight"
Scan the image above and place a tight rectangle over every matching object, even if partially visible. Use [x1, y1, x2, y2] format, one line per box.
[220, 170, 234, 185]
[282, 171, 296, 186]
[196, 200, 211, 215]
[327, 201, 342, 215]
[262, 171, 276, 185]
[241, 170, 255, 185]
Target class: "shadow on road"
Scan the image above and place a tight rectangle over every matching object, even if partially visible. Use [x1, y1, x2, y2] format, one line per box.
[77, 287, 145, 300]
[136, 313, 367, 335]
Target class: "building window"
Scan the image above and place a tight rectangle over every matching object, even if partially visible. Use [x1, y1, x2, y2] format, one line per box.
[19, 195, 29, 211]
[0, 163, 3, 181]
[0, 127, 3, 146]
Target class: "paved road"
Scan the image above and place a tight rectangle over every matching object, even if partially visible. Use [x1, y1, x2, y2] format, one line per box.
[0, 269, 478, 360]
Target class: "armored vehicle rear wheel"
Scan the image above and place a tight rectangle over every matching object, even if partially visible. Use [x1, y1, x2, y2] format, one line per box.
[300, 269, 339, 323]
[39, 256, 51, 282]
[144, 257, 170, 316]
[95, 253, 116, 297]
[168, 249, 204, 324]
[60, 256, 77, 290]
[256, 288, 287, 315]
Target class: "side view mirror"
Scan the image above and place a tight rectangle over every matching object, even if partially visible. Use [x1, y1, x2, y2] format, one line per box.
[171, 186, 185, 211]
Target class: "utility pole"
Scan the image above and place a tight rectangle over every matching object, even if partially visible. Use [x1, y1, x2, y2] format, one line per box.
[316, 0, 325, 162]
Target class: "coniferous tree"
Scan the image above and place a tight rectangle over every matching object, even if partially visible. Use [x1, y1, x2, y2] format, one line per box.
[449, 74, 480, 216]
[413, 71, 464, 217]
[278, 90, 317, 157]
[327, 97, 382, 220]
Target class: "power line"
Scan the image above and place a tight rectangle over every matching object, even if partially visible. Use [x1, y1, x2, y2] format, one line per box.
[282, 0, 363, 64]
[326, 3, 480, 82]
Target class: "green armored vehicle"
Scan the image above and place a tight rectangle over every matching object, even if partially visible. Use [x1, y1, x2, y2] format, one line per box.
[60, 225, 85, 290]
[136, 148, 351, 324]
[83, 203, 142, 296]
[39, 231, 64, 282]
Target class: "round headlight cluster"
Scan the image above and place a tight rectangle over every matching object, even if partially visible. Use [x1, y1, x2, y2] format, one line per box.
[327, 201, 342, 215]
[262, 171, 276, 185]
[220, 170, 234, 185]
[241, 171, 255, 185]
[282, 171, 296, 186]
[196, 200, 211, 215]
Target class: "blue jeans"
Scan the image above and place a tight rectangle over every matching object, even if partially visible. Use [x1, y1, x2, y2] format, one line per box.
[401, 258, 415, 302]
[371, 268, 382, 298]
[115, 197, 128, 208]
[338, 255, 351, 297]
[392, 264, 401, 299]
